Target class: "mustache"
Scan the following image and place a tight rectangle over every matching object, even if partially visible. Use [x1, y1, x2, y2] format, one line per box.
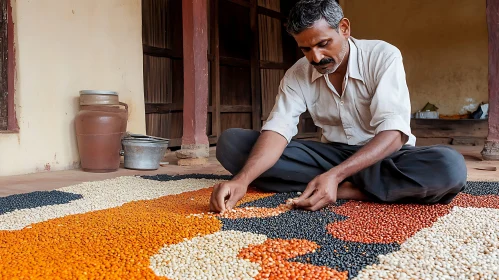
[311, 58, 334, 66]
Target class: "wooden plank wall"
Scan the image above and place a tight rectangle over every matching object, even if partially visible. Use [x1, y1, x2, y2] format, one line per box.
[142, 0, 185, 147]
[218, 0, 253, 133]
[142, 0, 315, 148]
[257, 0, 319, 139]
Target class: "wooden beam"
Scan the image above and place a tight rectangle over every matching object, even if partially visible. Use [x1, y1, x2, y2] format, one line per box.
[210, 0, 221, 138]
[180, 0, 209, 149]
[250, 0, 262, 131]
[220, 56, 251, 67]
[209, 105, 253, 113]
[219, 105, 253, 113]
[209, 54, 252, 68]
[145, 103, 183, 114]
[6, 0, 15, 131]
[143, 44, 182, 59]
[257, 6, 285, 21]
[224, 0, 250, 8]
[412, 119, 488, 138]
[482, 0, 499, 160]
[146, 103, 252, 114]
[260, 60, 293, 70]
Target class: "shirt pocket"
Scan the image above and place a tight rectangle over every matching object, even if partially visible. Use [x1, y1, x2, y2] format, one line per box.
[310, 101, 341, 126]
[353, 84, 373, 106]
[353, 95, 374, 132]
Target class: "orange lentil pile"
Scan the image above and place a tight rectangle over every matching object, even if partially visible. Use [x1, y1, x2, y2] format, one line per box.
[0, 187, 270, 280]
[327, 193, 499, 244]
[238, 239, 348, 280]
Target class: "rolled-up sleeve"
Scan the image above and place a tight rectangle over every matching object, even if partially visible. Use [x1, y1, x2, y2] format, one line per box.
[370, 55, 412, 139]
[261, 73, 307, 143]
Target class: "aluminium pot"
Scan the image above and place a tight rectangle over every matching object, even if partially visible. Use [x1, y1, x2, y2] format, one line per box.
[121, 137, 169, 170]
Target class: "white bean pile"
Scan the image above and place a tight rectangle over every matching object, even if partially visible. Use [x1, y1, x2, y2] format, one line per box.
[355, 207, 499, 280]
[150, 230, 267, 280]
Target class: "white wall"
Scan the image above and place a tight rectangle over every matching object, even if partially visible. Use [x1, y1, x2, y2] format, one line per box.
[0, 0, 146, 176]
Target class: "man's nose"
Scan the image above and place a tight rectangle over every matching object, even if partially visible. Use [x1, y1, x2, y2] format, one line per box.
[311, 50, 323, 64]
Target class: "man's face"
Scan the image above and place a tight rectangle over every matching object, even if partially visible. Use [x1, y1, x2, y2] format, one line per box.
[293, 18, 350, 74]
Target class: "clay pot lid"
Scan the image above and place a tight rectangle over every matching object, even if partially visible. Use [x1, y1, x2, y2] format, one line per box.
[80, 90, 118, 95]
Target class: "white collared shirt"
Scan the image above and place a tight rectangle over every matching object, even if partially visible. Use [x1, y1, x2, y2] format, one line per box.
[261, 37, 416, 146]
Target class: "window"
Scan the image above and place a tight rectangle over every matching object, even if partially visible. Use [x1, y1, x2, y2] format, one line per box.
[0, 0, 16, 131]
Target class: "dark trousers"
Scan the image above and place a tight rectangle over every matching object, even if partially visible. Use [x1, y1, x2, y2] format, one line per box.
[216, 128, 467, 204]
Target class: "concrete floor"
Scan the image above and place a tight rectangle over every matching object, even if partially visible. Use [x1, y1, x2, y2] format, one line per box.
[1, 146, 498, 197]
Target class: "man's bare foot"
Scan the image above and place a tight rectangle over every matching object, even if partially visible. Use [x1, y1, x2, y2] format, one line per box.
[337, 181, 371, 201]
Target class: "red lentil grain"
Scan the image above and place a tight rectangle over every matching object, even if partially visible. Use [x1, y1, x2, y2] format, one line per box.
[327, 193, 499, 244]
[238, 238, 348, 280]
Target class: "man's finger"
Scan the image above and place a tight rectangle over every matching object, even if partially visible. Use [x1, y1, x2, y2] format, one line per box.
[304, 197, 329, 211]
[294, 191, 322, 208]
[293, 182, 316, 204]
[225, 195, 238, 211]
[215, 185, 229, 212]
[209, 184, 222, 212]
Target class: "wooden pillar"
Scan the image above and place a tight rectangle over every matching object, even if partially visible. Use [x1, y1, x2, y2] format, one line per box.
[482, 0, 499, 160]
[176, 0, 210, 164]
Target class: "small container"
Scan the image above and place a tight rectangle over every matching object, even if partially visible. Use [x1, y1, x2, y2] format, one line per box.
[121, 136, 170, 170]
[415, 110, 439, 119]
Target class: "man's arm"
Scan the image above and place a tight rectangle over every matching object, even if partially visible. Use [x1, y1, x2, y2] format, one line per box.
[210, 71, 306, 213]
[209, 130, 288, 212]
[232, 130, 288, 185]
[294, 52, 412, 211]
[329, 130, 408, 184]
[293, 130, 407, 211]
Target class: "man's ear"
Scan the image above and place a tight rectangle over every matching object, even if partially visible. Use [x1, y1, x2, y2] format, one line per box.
[338, 18, 351, 38]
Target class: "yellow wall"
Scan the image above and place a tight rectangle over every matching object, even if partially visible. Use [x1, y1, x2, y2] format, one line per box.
[0, 0, 145, 176]
[343, 0, 488, 115]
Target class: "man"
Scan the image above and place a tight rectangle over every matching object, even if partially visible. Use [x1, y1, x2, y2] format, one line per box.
[210, 0, 467, 213]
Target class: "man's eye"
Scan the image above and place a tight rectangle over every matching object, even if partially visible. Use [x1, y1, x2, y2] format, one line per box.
[319, 41, 329, 47]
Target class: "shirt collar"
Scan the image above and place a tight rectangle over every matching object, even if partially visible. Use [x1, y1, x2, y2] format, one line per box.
[311, 37, 364, 82]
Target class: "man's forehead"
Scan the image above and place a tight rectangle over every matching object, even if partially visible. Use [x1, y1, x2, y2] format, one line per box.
[295, 32, 333, 47]
[294, 20, 336, 44]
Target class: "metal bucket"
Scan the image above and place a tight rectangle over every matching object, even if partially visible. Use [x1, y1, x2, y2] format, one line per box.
[121, 136, 169, 170]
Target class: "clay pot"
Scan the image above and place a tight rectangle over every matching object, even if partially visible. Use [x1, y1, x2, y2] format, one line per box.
[75, 103, 128, 172]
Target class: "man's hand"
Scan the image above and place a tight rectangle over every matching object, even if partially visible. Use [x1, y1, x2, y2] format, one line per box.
[293, 173, 339, 211]
[209, 180, 248, 213]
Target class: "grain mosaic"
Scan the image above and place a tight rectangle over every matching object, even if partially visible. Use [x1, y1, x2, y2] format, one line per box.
[0, 175, 497, 279]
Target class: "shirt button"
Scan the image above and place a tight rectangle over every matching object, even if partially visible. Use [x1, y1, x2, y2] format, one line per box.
[347, 136, 351, 139]
[340, 101, 344, 105]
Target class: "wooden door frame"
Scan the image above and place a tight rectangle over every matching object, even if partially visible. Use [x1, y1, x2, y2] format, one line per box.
[0, 0, 17, 132]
